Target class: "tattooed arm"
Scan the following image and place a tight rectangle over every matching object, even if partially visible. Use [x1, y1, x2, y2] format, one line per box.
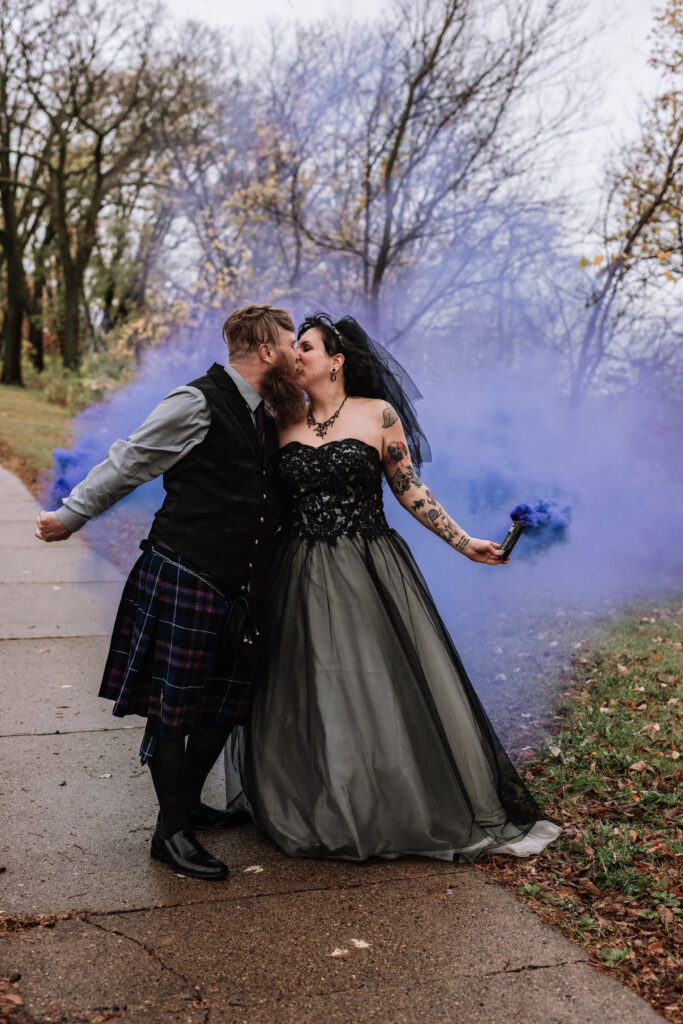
[380, 408, 506, 564]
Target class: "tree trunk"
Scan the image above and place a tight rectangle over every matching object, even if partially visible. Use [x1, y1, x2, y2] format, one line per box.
[1, 296, 24, 385]
[28, 276, 45, 371]
[60, 265, 81, 370]
[0, 246, 26, 385]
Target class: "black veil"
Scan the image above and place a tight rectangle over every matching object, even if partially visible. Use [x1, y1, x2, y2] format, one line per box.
[298, 313, 432, 471]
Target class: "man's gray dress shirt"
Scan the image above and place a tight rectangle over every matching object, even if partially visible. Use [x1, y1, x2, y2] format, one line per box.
[55, 364, 263, 533]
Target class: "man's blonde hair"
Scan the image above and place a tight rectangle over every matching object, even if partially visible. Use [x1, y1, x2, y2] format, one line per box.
[222, 304, 295, 358]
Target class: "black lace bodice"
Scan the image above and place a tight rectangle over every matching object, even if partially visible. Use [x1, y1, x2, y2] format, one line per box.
[278, 439, 390, 542]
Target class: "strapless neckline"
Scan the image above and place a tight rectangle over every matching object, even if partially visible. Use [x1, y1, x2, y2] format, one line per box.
[276, 436, 388, 542]
[279, 438, 381, 462]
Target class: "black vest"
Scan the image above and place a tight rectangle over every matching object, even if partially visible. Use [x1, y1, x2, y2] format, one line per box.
[147, 364, 279, 595]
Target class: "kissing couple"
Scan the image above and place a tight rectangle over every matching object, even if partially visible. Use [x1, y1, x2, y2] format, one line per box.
[36, 303, 560, 879]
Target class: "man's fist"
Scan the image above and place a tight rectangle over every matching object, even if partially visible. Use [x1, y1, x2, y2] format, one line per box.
[35, 511, 71, 542]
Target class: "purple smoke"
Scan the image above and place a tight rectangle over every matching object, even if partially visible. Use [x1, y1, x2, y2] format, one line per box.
[509, 498, 571, 553]
[44, 328, 222, 513]
[40, 325, 683, 740]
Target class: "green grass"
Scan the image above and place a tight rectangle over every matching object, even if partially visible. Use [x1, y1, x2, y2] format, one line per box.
[480, 600, 683, 1021]
[0, 384, 72, 489]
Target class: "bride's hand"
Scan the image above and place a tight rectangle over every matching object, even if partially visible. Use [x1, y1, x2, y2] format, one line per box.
[461, 538, 509, 565]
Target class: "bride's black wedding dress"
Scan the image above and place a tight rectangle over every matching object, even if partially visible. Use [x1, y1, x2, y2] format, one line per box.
[242, 438, 561, 861]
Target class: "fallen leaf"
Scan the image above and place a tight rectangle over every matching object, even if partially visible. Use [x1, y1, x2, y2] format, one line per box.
[647, 938, 666, 954]
[97, 773, 112, 779]
[243, 865, 264, 873]
[629, 761, 648, 772]
[657, 905, 675, 925]
[349, 938, 371, 949]
[328, 948, 351, 958]
[653, 845, 682, 858]
[578, 877, 602, 897]
[616, 664, 630, 674]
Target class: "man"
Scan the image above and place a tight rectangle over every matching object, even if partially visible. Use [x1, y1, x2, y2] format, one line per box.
[35, 304, 301, 881]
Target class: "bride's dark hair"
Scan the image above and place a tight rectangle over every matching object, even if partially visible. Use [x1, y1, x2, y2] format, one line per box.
[298, 312, 431, 469]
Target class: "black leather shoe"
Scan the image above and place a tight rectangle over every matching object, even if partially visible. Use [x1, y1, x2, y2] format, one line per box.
[150, 826, 228, 880]
[186, 803, 251, 831]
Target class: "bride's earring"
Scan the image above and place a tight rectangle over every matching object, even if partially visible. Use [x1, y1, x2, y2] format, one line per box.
[330, 368, 337, 382]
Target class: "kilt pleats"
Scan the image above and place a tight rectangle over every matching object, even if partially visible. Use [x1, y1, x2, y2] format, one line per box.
[99, 547, 255, 760]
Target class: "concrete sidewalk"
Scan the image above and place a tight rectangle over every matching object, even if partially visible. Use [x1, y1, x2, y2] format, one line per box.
[0, 465, 664, 1023]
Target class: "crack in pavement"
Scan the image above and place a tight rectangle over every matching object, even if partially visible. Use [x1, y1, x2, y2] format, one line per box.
[87, 916, 213, 1022]
[86, 916, 200, 993]
[484, 957, 586, 976]
[1, 868, 497, 928]
[73, 867, 458, 919]
[0, 726, 143, 739]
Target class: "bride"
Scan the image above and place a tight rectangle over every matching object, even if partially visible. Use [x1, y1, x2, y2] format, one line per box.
[240, 313, 561, 861]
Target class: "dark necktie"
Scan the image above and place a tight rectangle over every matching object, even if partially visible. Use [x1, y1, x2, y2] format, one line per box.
[255, 401, 265, 455]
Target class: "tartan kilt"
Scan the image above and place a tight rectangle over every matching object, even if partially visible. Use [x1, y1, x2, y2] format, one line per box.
[99, 545, 256, 761]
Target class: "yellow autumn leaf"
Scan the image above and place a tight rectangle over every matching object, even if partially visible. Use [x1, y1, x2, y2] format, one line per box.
[665, 271, 676, 281]
[593, 255, 605, 266]
[578, 256, 590, 269]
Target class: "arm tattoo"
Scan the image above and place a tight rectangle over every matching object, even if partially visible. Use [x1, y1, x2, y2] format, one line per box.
[390, 464, 421, 495]
[384, 434, 470, 550]
[385, 440, 409, 465]
[382, 403, 399, 428]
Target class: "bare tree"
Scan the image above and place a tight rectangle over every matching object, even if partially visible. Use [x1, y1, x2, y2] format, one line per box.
[0, 0, 214, 377]
[0, 0, 54, 384]
[568, 0, 683, 406]
[235, 0, 583, 338]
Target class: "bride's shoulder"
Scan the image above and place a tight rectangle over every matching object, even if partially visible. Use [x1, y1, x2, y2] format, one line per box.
[361, 397, 401, 428]
[351, 396, 398, 421]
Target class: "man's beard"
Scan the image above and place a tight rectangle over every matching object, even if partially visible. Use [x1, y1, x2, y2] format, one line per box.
[262, 354, 307, 429]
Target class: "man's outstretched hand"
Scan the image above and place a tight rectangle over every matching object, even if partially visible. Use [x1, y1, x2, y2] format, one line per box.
[35, 511, 71, 542]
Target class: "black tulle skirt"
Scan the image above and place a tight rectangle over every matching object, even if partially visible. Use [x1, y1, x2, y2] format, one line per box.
[241, 529, 561, 862]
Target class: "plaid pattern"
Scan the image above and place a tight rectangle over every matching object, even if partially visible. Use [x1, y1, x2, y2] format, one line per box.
[99, 545, 256, 763]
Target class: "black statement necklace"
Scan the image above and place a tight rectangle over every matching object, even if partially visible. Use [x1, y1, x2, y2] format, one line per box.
[306, 395, 348, 440]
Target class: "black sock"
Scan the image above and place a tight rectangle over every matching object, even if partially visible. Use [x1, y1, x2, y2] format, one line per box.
[185, 725, 231, 811]
[149, 736, 188, 838]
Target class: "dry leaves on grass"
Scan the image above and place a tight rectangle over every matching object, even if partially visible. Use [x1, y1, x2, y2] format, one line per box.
[479, 602, 683, 1024]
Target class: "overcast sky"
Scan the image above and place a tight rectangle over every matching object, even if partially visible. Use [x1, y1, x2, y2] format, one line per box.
[162, 0, 663, 215]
